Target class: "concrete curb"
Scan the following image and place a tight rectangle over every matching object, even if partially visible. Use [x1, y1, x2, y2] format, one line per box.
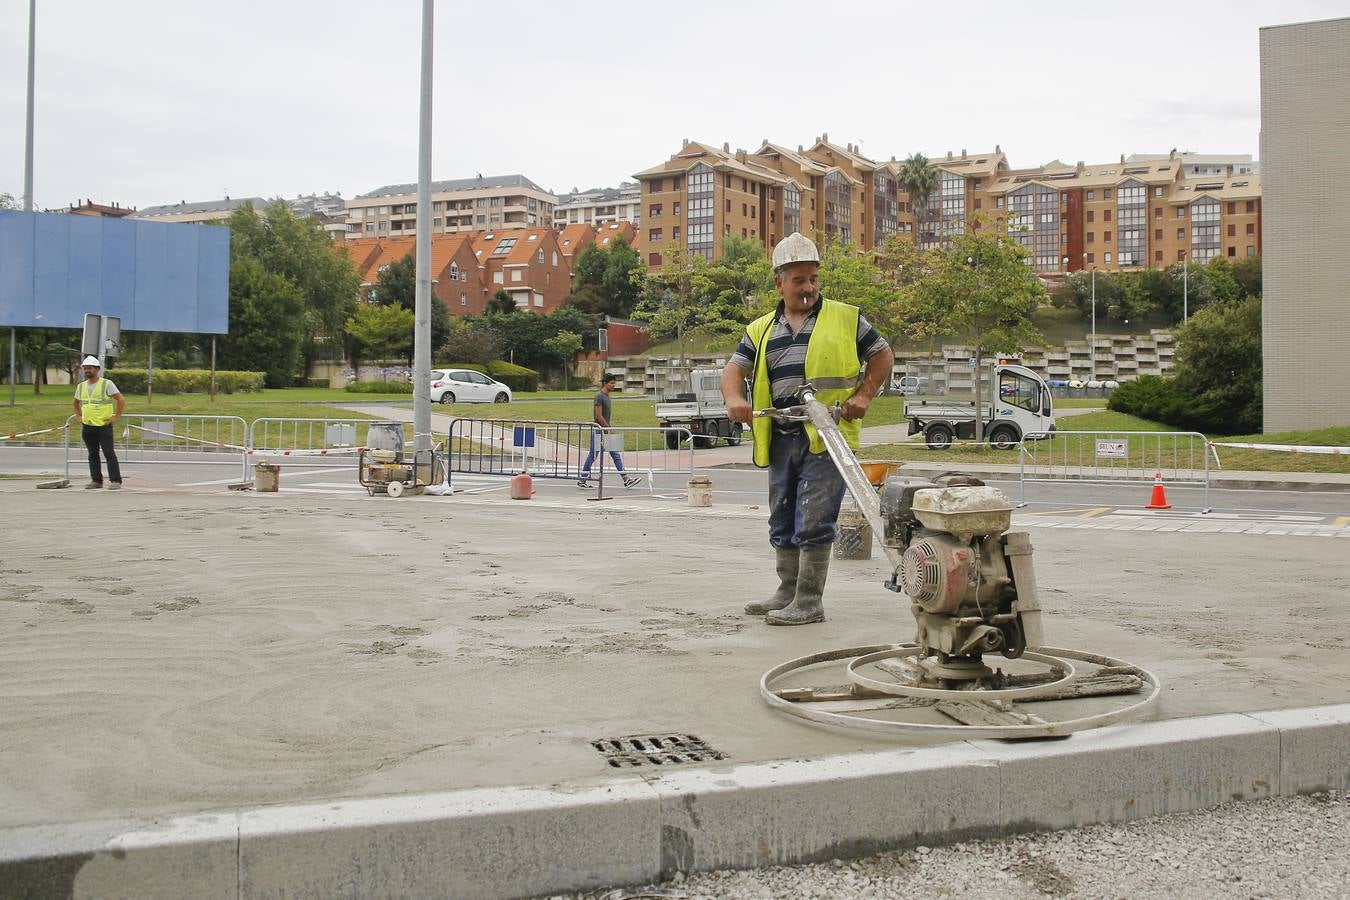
[3, 704, 1348, 899]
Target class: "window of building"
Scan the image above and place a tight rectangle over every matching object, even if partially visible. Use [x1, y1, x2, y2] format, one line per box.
[1177, 250, 1185, 261]
[1177, 228, 1185, 240]
[1246, 223, 1255, 235]
[1086, 252, 1095, 263]
[1104, 230, 1112, 243]
[552, 251, 559, 266]
[649, 204, 662, 218]
[672, 226, 680, 240]
[650, 179, 663, 192]
[673, 202, 681, 216]
[1087, 211, 1095, 223]
[724, 174, 732, 187]
[725, 198, 731, 212]
[1247, 245, 1255, 256]
[1155, 250, 1163, 262]
[685, 163, 716, 260]
[1155, 207, 1163, 219]
[493, 271, 503, 284]
[1227, 224, 1236, 237]
[1103, 209, 1112, 222]
[1087, 232, 1095, 244]
[1177, 207, 1186, 218]
[1154, 187, 1163, 197]
[537, 249, 544, 262]
[649, 252, 661, 266]
[770, 210, 776, 223]
[996, 196, 1004, 208]
[974, 198, 982, 210]
[450, 263, 459, 280]
[476, 215, 485, 224]
[741, 203, 747, 216]
[365, 222, 375, 232]
[672, 177, 681, 191]
[1154, 228, 1163, 242]
[1086, 190, 1094, 201]
[742, 228, 748, 238]
[433, 217, 442, 227]
[1103, 189, 1112, 200]
[1190, 197, 1221, 261]
[493, 237, 517, 255]
[1246, 201, 1255, 213]
[511, 270, 522, 282]
[460, 293, 467, 306]
[1227, 202, 1236, 215]
[1104, 252, 1112, 263]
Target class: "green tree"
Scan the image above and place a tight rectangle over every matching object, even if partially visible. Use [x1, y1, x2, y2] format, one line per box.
[369, 252, 450, 361]
[573, 243, 607, 288]
[568, 236, 644, 318]
[439, 319, 502, 366]
[916, 228, 1046, 438]
[1230, 253, 1262, 299]
[489, 289, 517, 315]
[542, 330, 583, 389]
[344, 303, 414, 365]
[634, 249, 742, 364]
[1172, 294, 1263, 433]
[816, 237, 901, 335]
[224, 201, 360, 371]
[896, 154, 939, 248]
[217, 257, 306, 387]
[702, 236, 775, 318]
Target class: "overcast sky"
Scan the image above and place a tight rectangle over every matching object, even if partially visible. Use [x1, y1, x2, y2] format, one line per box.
[2, 0, 1346, 211]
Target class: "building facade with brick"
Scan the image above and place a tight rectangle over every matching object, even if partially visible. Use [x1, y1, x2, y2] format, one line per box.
[342, 234, 489, 316]
[552, 183, 641, 228]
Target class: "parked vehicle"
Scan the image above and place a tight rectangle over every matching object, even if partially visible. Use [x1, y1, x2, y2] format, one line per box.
[429, 369, 512, 404]
[653, 365, 743, 449]
[893, 375, 928, 396]
[905, 361, 1055, 450]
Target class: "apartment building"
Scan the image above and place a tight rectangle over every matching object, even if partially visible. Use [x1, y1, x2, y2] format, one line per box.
[472, 228, 571, 313]
[345, 175, 555, 240]
[635, 138, 1261, 275]
[552, 183, 641, 228]
[132, 196, 268, 223]
[1126, 152, 1259, 177]
[342, 234, 489, 316]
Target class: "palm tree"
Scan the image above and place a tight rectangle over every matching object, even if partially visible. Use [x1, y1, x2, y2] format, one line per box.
[897, 154, 939, 250]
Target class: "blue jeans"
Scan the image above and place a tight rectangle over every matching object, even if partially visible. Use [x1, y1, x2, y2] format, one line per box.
[580, 430, 625, 476]
[768, 428, 845, 550]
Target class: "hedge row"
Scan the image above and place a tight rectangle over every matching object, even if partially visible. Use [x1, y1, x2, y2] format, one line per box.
[108, 369, 264, 394]
[344, 380, 414, 394]
[487, 360, 539, 393]
[1106, 375, 1235, 434]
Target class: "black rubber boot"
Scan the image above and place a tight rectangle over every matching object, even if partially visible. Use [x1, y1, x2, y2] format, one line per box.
[766, 545, 830, 626]
[744, 547, 800, 615]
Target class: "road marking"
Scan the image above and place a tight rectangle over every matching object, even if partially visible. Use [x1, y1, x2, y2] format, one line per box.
[1024, 506, 1112, 518]
[180, 467, 333, 486]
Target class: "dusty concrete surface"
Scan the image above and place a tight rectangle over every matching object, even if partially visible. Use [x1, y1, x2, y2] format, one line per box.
[3, 481, 1349, 830]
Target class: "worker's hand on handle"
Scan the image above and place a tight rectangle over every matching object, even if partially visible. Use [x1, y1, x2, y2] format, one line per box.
[726, 395, 752, 426]
[841, 391, 873, 422]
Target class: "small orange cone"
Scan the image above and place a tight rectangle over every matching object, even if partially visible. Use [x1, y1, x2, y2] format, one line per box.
[1145, 471, 1172, 510]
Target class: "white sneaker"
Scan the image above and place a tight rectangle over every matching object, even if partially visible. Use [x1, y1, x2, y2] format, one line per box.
[106, 482, 122, 491]
[84, 480, 102, 489]
[622, 475, 642, 488]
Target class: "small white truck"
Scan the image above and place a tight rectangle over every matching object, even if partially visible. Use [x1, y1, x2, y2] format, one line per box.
[654, 366, 744, 449]
[906, 360, 1056, 450]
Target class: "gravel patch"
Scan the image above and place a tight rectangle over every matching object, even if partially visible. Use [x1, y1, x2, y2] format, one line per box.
[555, 790, 1350, 899]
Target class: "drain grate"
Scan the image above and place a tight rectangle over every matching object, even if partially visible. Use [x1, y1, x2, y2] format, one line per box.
[591, 733, 728, 768]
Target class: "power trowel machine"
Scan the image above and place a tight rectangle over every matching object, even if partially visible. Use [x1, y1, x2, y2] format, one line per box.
[757, 385, 1160, 739]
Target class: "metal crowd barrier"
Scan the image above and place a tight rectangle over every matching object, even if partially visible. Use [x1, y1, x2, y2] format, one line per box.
[247, 417, 401, 468]
[446, 418, 694, 493]
[64, 413, 250, 482]
[1017, 429, 1212, 510]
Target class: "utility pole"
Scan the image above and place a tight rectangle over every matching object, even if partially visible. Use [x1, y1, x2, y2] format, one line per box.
[1182, 256, 1189, 323]
[13, 0, 36, 406]
[412, 0, 434, 453]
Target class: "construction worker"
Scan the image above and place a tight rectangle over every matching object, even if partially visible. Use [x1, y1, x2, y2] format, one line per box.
[721, 233, 893, 625]
[72, 355, 125, 490]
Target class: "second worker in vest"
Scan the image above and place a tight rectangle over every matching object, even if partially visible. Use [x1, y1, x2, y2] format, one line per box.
[73, 355, 126, 490]
[721, 233, 893, 625]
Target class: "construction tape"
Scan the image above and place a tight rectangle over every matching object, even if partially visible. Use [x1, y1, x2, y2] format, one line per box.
[125, 423, 248, 451]
[1209, 441, 1348, 455]
[1, 424, 66, 440]
[246, 447, 365, 457]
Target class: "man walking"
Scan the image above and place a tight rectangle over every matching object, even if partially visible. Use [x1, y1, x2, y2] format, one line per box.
[73, 355, 125, 490]
[578, 372, 641, 489]
[721, 233, 893, 625]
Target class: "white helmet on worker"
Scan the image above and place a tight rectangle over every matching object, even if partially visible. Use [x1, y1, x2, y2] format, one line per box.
[772, 232, 820, 271]
[81, 356, 101, 368]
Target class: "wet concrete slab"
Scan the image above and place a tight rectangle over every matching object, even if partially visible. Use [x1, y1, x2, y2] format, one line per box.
[3, 480, 1349, 830]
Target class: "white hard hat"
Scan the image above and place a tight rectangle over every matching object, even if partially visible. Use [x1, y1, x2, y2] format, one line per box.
[772, 232, 820, 271]
[81, 356, 101, 367]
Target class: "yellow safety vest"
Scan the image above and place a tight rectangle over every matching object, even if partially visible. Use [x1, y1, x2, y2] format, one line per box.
[77, 378, 116, 426]
[747, 298, 862, 467]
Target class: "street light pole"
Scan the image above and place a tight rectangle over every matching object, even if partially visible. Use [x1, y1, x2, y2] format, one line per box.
[13, 0, 36, 406]
[412, 0, 434, 454]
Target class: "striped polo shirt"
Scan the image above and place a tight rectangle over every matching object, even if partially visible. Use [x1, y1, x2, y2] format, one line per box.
[729, 299, 889, 411]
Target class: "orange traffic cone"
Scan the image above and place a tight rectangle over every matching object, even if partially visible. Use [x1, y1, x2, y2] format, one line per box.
[1145, 471, 1172, 510]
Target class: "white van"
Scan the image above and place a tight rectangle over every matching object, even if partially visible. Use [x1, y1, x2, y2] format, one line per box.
[894, 375, 927, 396]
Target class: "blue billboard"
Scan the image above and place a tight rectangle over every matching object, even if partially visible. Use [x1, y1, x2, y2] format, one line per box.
[0, 210, 230, 334]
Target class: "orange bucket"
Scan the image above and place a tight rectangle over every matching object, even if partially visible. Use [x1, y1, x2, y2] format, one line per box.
[859, 462, 897, 487]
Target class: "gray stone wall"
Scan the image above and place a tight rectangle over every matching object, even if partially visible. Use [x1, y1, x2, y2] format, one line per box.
[1260, 18, 1350, 431]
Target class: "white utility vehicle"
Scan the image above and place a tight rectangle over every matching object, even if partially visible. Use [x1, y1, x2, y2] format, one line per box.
[905, 360, 1055, 450]
[653, 366, 743, 449]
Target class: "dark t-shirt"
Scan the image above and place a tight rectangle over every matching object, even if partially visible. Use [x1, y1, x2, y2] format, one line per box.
[592, 389, 612, 425]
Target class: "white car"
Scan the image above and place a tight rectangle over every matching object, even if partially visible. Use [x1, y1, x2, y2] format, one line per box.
[429, 369, 512, 404]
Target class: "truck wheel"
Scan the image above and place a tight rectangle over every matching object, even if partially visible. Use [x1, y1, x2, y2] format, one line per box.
[664, 431, 681, 450]
[726, 423, 743, 446]
[988, 424, 1020, 451]
[925, 424, 954, 451]
[694, 431, 716, 449]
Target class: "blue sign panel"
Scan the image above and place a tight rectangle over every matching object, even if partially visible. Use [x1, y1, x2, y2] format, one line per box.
[512, 426, 536, 448]
[0, 210, 230, 333]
